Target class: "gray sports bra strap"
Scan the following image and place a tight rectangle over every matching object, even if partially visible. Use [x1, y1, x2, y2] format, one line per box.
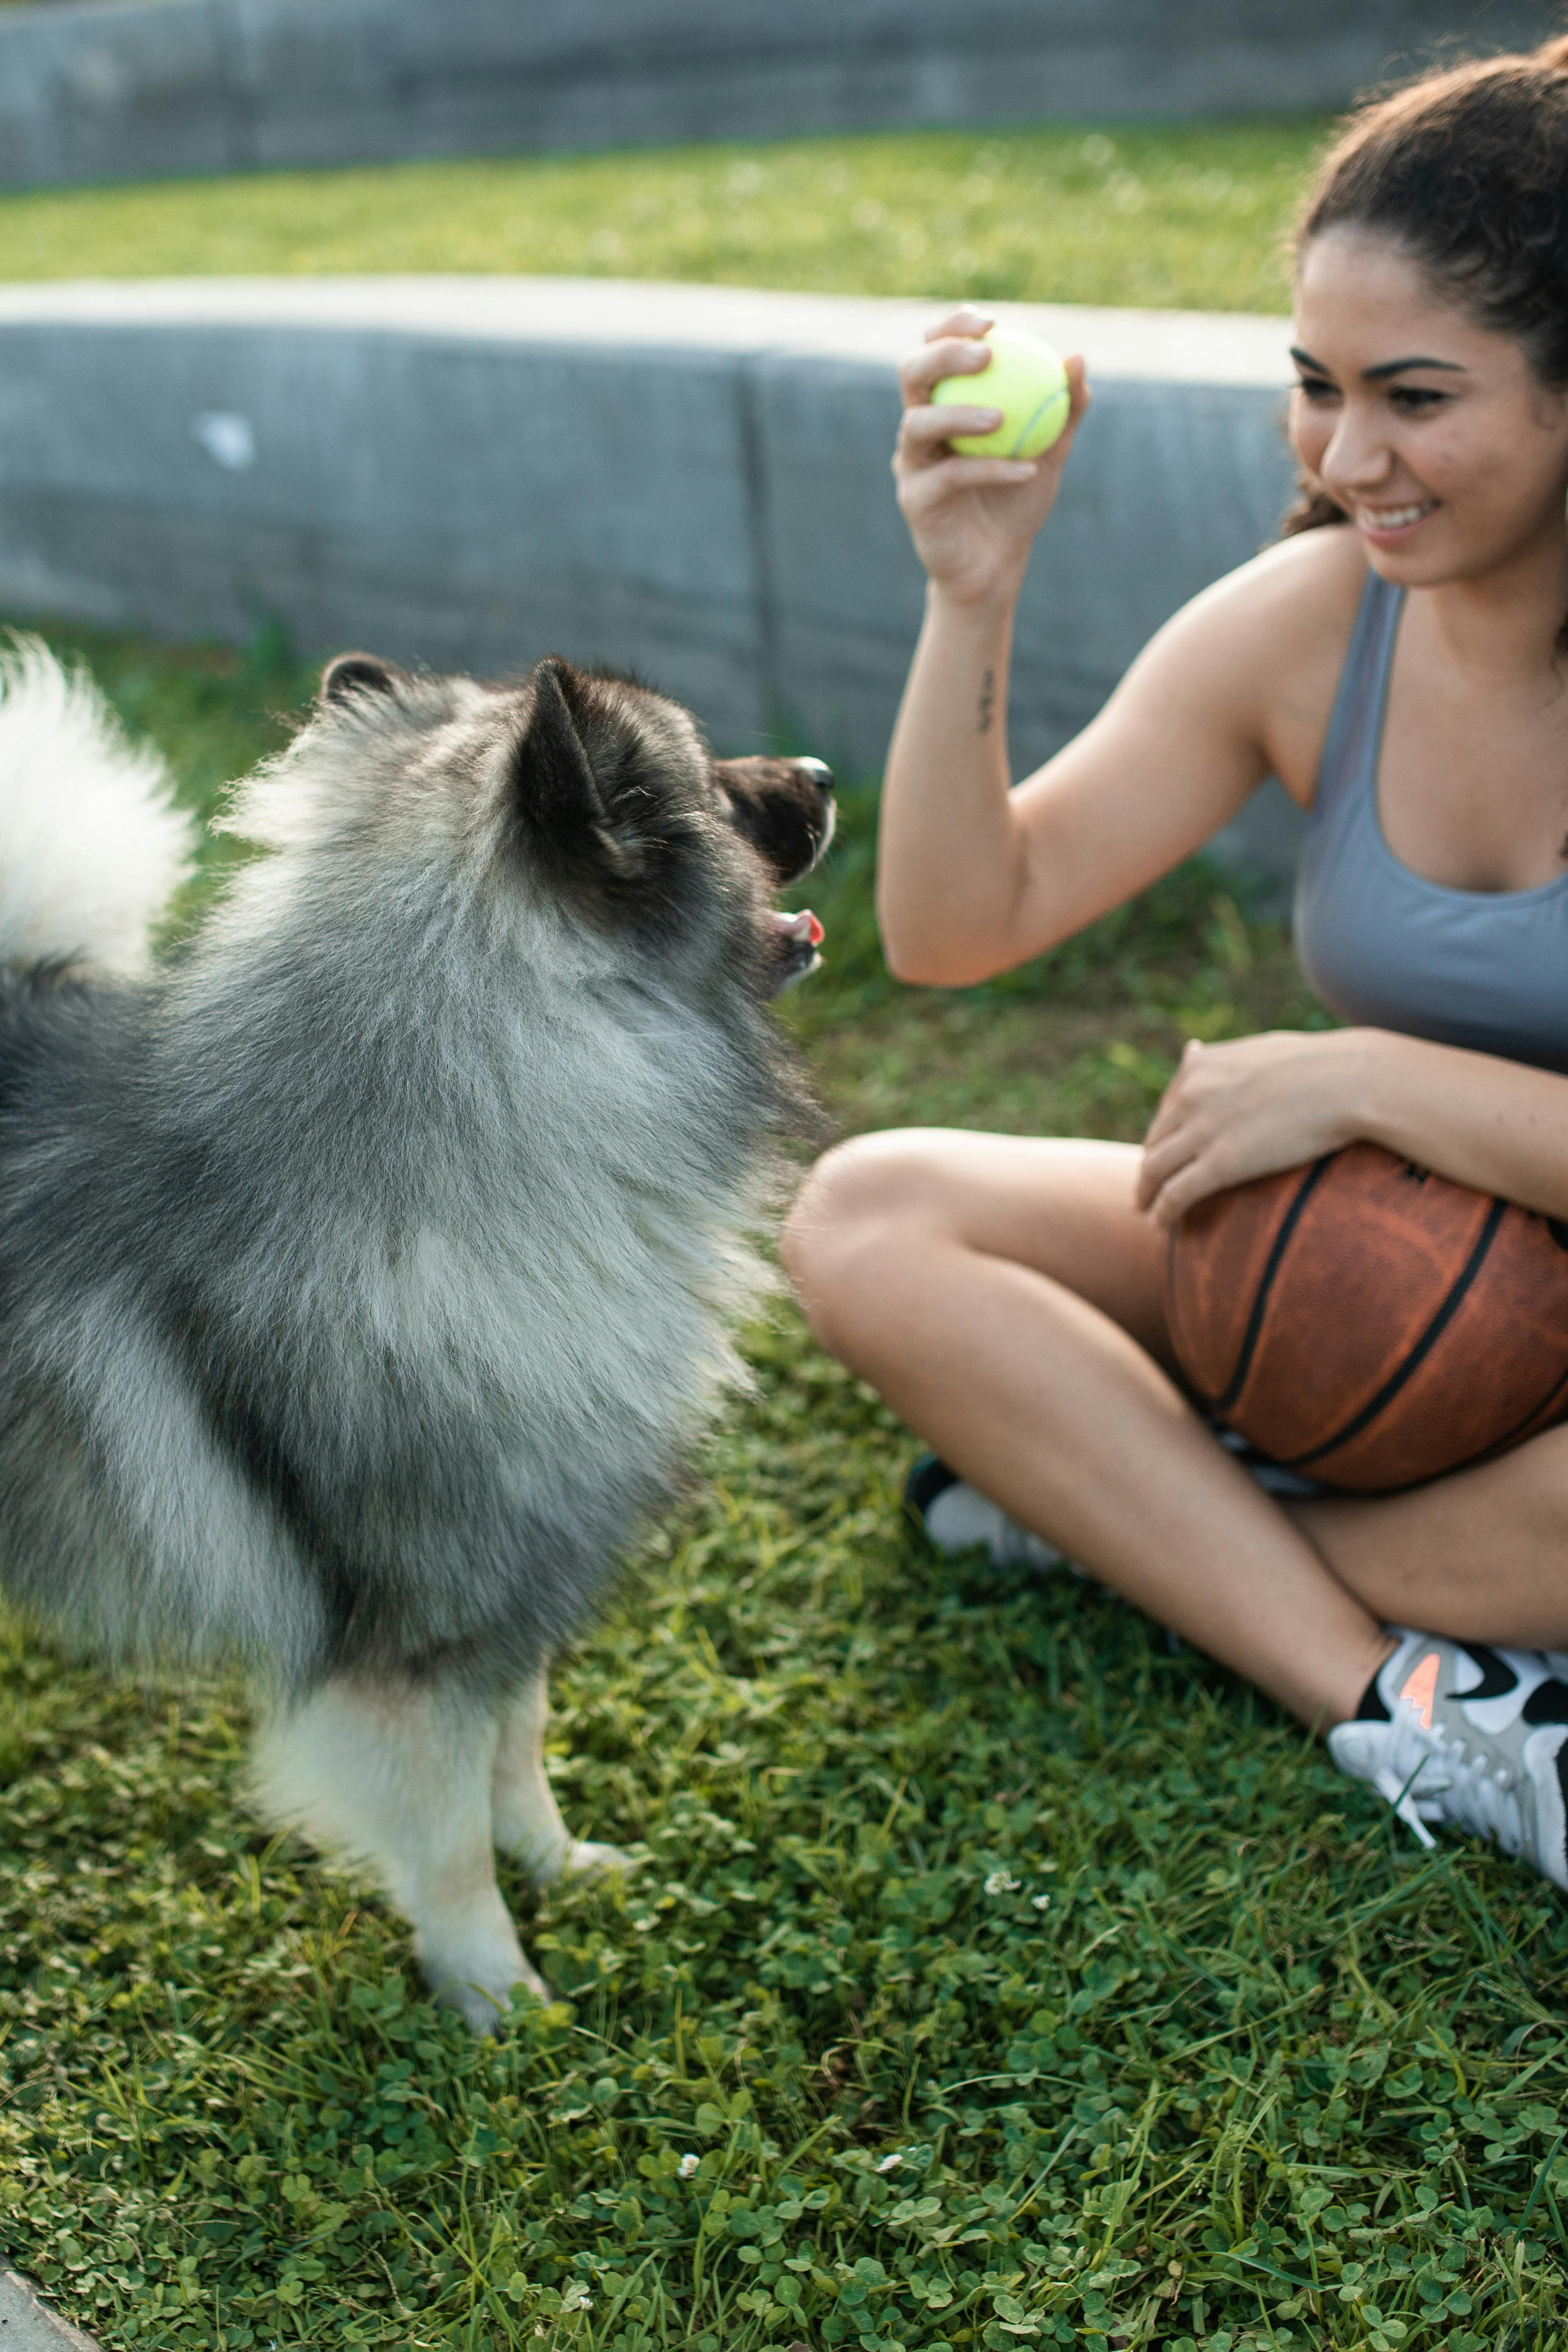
[1315, 568, 1403, 815]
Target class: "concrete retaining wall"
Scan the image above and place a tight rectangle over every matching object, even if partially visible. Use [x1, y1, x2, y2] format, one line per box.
[0, 0, 1559, 194]
[0, 277, 1304, 875]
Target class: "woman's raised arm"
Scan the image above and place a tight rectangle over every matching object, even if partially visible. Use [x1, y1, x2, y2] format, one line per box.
[877, 310, 1332, 988]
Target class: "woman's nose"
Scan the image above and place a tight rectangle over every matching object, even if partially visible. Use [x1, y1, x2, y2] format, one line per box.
[1321, 410, 1395, 495]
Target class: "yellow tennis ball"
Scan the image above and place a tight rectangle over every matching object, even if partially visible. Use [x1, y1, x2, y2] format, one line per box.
[931, 328, 1070, 459]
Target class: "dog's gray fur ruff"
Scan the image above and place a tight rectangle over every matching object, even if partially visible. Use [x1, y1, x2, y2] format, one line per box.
[0, 635, 831, 2023]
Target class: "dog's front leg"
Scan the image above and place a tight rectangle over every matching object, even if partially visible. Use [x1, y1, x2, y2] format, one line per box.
[252, 1671, 544, 2031]
[491, 1664, 633, 1885]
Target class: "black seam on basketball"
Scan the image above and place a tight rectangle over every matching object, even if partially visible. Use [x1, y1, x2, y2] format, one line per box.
[1213, 1154, 1335, 1415]
[1435, 1357, 1568, 1482]
[1282, 1195, 1507, 1471]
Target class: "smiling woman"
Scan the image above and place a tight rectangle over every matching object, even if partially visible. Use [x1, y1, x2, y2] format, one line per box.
[782, 34, 1568, 1907]
[1285, 234, 1568, 1072]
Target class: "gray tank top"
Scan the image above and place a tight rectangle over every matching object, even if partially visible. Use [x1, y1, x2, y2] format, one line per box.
[1294, 568, 1568, 1073]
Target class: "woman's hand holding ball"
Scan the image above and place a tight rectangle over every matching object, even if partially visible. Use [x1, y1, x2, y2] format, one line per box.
[893, 305, 1090, 609]
[1135, 1030, 1376, 1228]
[931, 328, 1072, 457]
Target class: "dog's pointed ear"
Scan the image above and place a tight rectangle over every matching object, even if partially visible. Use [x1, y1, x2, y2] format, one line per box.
[517, 658, 606, 827]
[319, 652, 405, 706]
[513, 658, 636, 880]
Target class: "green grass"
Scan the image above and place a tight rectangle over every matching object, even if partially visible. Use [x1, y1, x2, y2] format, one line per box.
[3, 623, 1568, 2352]
[0, 120, 1327, 312]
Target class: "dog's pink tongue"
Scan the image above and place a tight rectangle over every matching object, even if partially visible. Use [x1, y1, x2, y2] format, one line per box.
[772, 909, 824, 946]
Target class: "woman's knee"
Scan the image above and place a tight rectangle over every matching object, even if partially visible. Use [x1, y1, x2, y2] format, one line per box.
[782, 1130, 946, 1352]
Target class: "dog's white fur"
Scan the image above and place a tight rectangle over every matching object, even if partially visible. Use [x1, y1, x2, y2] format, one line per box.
[253, 1670, 628, 2014]
[0, 636, 195, 973]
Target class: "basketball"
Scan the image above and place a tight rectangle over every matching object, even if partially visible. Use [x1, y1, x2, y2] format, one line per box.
[1165, 1141, 1568, 1492]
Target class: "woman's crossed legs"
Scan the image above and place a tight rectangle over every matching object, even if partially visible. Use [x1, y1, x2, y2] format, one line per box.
[782, 1128, 1568, 1732]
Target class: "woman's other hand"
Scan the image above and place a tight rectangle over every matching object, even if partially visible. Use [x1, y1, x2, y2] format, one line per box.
[1137, 1029, 1374, 1226]
[894, 305, 1090, 609]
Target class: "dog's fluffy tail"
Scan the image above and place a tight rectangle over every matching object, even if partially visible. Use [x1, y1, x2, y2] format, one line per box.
[0, 633, 198, 976]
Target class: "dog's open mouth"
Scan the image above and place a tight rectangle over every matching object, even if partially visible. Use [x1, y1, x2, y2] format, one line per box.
[769, 906, 824, 991]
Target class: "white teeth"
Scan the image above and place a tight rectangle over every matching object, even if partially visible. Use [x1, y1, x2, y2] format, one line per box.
[1360, 501, 1435, 529]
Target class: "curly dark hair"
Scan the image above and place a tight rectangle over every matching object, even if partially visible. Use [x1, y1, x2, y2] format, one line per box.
[1281, 32, 1568, 539]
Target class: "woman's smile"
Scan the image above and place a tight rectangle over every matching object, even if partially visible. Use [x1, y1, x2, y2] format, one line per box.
[1353, 495, 1441, 544]
[1290, 226, 1568, 586]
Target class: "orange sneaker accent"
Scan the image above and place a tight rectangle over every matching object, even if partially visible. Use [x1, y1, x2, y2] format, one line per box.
[1399, 1651, 1441, 1731]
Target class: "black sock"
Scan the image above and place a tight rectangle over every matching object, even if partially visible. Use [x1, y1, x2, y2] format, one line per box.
[1355, 1663, 1392, 1723]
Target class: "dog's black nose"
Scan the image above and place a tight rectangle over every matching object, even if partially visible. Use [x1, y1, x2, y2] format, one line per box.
[794, 757, 834, 800]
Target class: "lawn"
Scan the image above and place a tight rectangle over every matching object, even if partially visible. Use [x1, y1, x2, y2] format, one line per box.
[1, 621, 1567, 2352]
[0, 119, 1326, 313]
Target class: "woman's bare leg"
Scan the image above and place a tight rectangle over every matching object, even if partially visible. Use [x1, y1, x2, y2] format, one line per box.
[1291, 1427, 1568, 1650]
[784, 1128, 1396, 1729]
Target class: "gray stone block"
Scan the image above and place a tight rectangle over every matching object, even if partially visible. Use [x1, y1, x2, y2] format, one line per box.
[0, 0, 240, 187]
[0, 278, 1305, 876]
[0, 0, 1560, 194]
[0, 2273, 100, 2350]
[0, 283, 775, 742]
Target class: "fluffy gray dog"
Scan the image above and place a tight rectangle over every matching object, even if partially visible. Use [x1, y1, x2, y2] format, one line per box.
[0, 635, 832, 2027]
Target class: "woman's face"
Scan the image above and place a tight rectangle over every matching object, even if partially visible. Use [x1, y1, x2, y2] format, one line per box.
[1291, 225, 1568, 585]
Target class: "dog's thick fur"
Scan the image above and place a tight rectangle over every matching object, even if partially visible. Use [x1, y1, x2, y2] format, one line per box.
[0, 636, 831, 2024]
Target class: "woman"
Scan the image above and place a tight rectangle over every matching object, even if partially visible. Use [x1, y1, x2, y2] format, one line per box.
[784, 39, 1568, 1889]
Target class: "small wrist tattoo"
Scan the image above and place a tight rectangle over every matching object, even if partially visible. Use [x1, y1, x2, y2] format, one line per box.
[978, 668, 996, 736]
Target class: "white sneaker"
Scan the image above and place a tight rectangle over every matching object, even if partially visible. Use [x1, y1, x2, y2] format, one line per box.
[903, 1411, 1327, 1582]
[903, 1454, 1068, 1574]
[1328, 1630, 1568, 1888]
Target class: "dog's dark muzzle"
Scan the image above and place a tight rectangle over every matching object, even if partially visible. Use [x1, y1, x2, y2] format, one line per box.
[713, 753, 836, 886]
[712, 751, 835, 994]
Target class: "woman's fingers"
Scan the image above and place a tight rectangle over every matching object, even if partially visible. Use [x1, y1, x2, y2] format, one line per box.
[1140, 1088, 1180, 1155]
[897, 455, 1040, 508]
[1135, 1128, 1197, 1212]
[1138, 1116, 1237, 1220]
[923, 305, 995, 346]
[1141, 1049, 1199, 1153]
[895, 403, 1008, 473]
[900, 333, 997, 405]
[1144, 1153, 1227, 1227]
[901, 401, 1003, 444]
[1042, 357, 1093, 469]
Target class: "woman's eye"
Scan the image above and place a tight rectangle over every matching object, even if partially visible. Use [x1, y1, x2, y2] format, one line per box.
[1389, 386, 1447, 413]
[1293, 378, 1338, 404]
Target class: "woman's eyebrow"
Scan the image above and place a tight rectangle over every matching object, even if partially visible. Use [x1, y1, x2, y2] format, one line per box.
[1362, 354, 1468, 381]
[1290, 343, 1467, 382]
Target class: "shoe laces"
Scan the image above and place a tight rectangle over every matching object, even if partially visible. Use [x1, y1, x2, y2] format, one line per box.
[1379, 1702, 1526, 1857]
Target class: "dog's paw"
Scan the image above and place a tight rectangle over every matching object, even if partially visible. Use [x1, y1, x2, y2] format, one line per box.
[415, 1897, 549, 2033]
[527, 1836, 638, 1888]
[504, 1827, 638, 1887]
[554, 1837, 637, 1883]
[427, 1957, 551, 2034]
